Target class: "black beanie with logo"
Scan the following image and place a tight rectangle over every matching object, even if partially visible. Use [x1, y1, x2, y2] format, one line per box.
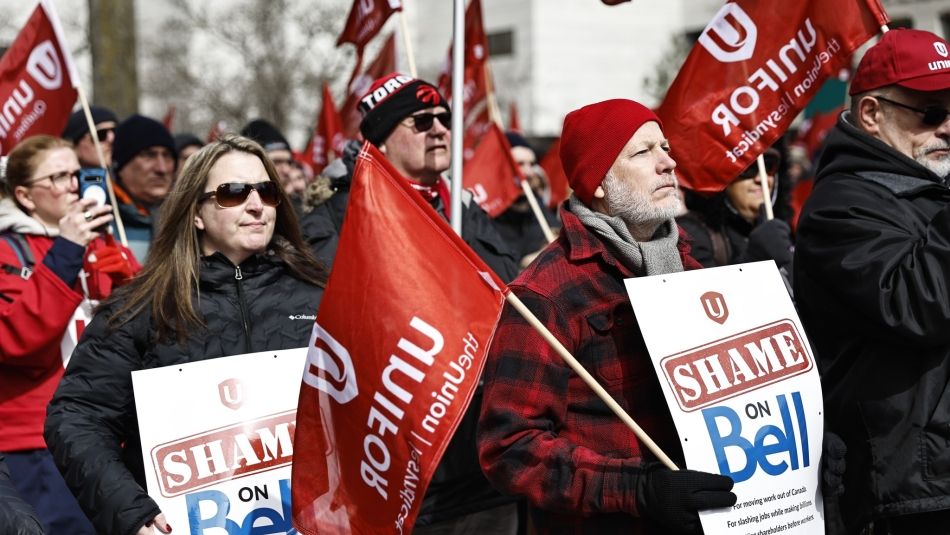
[358, 73, 449, 146]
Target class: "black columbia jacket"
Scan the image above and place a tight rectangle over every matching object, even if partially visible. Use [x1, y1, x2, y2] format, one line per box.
[45, 252, 323, 535]
[794, 112, 950, 530]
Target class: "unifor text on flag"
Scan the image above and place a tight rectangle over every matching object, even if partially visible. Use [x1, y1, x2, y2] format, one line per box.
[0, 0, 78, 155]
[657, 0, 887, 193]
[291, 143, 506, 535]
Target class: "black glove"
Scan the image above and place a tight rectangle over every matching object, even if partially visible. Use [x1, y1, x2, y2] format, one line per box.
[743, 207, 794, 268]
[329, 139, 362, 192]
[635, 463, 737, 534]
[822, 432, 848, 535]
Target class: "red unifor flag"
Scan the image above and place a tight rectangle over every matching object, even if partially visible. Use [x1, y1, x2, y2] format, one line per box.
[462, 102, 492, 162]
[540, 137, 570, 209]
[656, 0, 888, 193]
[463, 122, 522, 218]
[0, 0, 78, 156]
[340, 33, 397, 139]
[337, 0, 402, 87]
[291, 142, 506, 535]
[206, 119, 227, 143]
[437, 0, 490, 124]
[304, 82, 346, 175]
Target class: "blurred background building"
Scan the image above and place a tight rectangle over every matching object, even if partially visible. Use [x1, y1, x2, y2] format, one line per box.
[1, 0, 948, 146]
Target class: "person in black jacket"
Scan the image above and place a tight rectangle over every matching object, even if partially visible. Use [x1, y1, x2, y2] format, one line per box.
[44, 134, 328, 535]
[794, 29, 950, 534]
[677, 147, 794, 275]
[298, 73, 519, 533]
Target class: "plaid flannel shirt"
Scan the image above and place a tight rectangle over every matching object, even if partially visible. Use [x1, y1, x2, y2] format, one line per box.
[478, 204, 702, 534]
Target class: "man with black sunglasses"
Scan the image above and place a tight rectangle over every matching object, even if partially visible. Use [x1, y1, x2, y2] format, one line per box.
[300, 72, 519, 533]
[62, 106, 118, 168]
[795, 28, 950, 535]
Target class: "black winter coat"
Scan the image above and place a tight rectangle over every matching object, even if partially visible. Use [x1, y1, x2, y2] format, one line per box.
[795, 112, 950, 529]
[44, 252, 323, 535]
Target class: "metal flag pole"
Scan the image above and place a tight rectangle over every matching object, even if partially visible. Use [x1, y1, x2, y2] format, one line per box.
[450, 0, 465, 235]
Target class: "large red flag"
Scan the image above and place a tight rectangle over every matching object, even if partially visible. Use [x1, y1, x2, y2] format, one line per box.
[291, 143, 506, 535]
[657, 0, 887, 193]
[463, 122, 522, 217]
[437, 0, 491, 122]
[0, 0, 78, 155]
[304, 82, 346, 175]
[339, 33, 397, 139]
[540, 137, 570, 208]
[337, 0, 402, 86]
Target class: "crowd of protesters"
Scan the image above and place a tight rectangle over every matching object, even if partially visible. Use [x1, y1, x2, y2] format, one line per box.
[0, 25, 948, 535]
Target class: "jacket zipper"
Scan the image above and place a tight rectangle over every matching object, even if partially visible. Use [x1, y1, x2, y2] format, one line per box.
[235, 265, 252, 352]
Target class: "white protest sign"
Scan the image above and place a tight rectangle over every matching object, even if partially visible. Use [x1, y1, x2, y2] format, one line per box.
[132, 348, 307, 534]
[625, 261, 824, 535]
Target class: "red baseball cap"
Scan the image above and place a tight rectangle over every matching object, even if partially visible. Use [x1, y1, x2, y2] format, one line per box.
[850, 29, 950, 95]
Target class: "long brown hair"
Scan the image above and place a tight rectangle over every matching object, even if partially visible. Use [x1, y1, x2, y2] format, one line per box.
[106, 134, 327, 342]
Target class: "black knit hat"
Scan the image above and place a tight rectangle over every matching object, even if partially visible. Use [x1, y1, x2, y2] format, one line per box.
[358, 73, 449, 146]
[61, 106, 118, 142]
[505, 131, 533, 151]
[113, 114, 177, 171]
[173, 133, 203, 154]
[240, 119, 291, 153]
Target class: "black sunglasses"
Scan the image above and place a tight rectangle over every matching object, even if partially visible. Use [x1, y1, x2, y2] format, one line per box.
[738, 152, 781, 180]
[92, 127, 114, 142]
[873, 95, 950, 127]
[198, 181, 281, 208]
[406, 111, 451, 133]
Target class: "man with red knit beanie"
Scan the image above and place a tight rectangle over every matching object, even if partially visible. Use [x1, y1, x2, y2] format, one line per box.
[478, 98, 736, 534]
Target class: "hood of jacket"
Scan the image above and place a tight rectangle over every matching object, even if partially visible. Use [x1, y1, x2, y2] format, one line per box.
[0, 197, 58, 237]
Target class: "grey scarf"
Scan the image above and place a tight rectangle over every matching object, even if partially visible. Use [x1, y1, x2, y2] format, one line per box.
[568, 196, 683, 276]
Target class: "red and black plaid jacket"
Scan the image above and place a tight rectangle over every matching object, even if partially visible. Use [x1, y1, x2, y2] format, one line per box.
[478, 204, 702, 534]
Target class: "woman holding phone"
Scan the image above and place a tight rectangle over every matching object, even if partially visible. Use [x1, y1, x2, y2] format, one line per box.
[45, 134, 328, 535]
[0, 135, 139, 534]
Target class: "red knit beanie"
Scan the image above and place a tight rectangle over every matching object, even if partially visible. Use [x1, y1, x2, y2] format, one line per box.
[559, 99, 662, 205]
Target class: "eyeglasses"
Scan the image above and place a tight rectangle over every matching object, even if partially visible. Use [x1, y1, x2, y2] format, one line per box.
[198, 181, 281, 208]
[403, 111, 452, 133]
[26, 169, 80, 190]
[873, 95, 950, 127]
[737, 152, 781, 180]
[93, 127, 115, 142]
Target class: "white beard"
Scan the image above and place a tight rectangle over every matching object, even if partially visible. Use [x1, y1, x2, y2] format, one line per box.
[602, 173, 682, 232]
[914, 140, 950, 179]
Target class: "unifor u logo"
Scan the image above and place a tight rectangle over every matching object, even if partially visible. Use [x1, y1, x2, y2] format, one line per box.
[27, 41, 63, 90]
[357, 0, 375, 17]
[701, 291, 729, 325]
[698, 3, 757, 63]
[935, 42, 949, 58]
[218, 378, 245, 410]
[303, 323, 358, 404]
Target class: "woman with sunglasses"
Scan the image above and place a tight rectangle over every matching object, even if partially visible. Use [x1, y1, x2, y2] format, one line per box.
[45, 134, 328, 535]
[676, 147, 795, 274]
[0, 135, 139, 534]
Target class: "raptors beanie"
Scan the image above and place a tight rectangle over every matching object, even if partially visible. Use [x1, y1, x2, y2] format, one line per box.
[358, 73, 449, 146]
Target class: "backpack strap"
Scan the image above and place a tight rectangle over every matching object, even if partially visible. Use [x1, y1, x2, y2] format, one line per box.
[0, 232, 34, 280]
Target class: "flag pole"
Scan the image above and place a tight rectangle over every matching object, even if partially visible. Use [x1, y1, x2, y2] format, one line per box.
[755, 154, 773, 221]
[485, 66, 554, 242]
[398, 11, 418, 77]
[504, 291, 680, 471]
[450, 0, 465, 235]
[76, 84, 128, 247]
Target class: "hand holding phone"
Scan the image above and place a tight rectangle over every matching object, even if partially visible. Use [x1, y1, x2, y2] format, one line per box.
[78, 167, 108, 207]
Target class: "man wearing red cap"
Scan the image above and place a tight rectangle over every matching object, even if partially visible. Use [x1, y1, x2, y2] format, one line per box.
[795, 28, 950, 534]
[477, 98, 737, 534]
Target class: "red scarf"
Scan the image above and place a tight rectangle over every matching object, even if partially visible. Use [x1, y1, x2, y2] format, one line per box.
[407, 179, 452, 221]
